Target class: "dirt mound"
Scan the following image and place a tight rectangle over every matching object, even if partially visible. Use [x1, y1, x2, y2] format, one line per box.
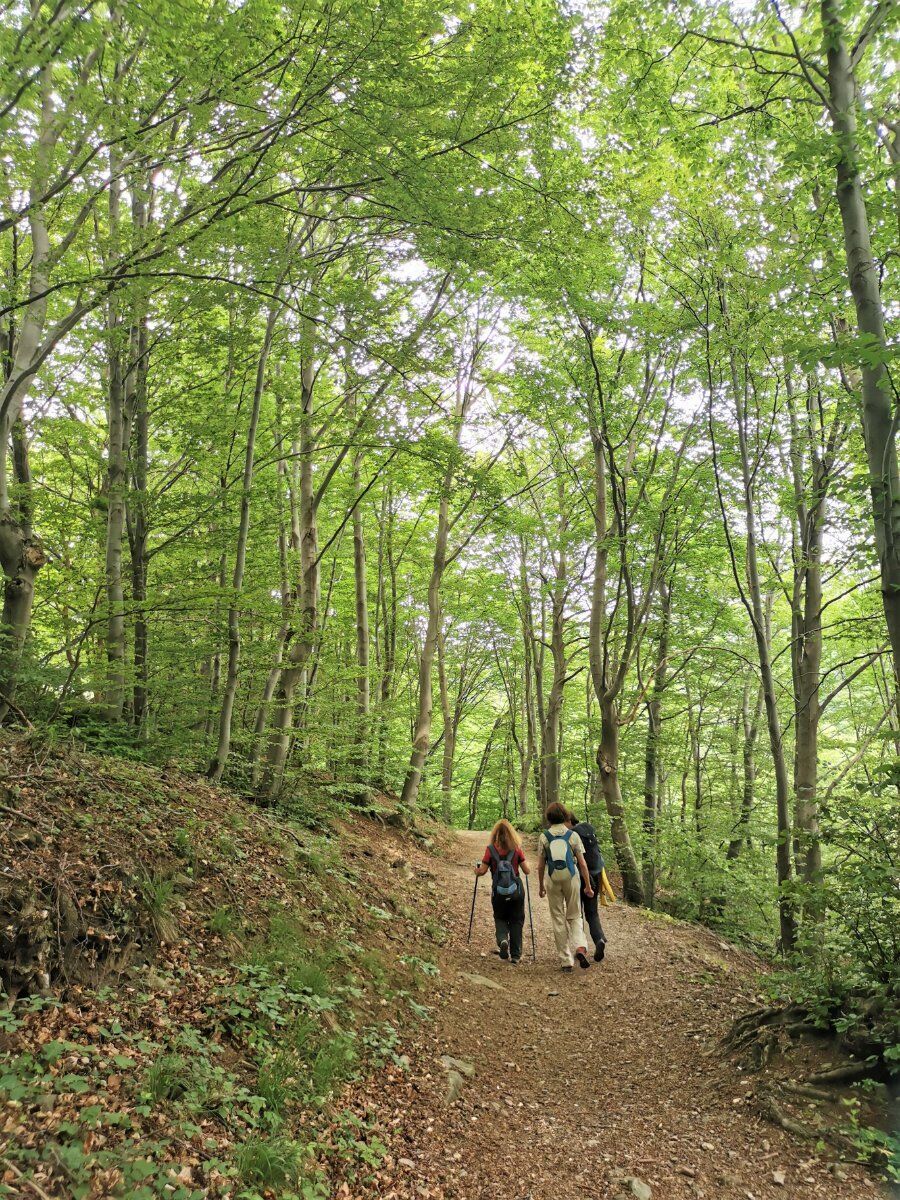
[0, 735, 451, 1198]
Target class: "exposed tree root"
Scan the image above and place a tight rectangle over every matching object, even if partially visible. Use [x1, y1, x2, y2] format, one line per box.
[780, 1080, 838, 1103]
[808, 1060, 885, 1086]
[725, 1001, 893, 1088]
[756, 1086, 858, 1156]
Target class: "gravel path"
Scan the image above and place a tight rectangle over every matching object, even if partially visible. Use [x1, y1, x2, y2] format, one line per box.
[354, 830, 885, 1200]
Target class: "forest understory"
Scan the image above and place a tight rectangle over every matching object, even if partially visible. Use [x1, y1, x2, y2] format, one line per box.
[1, 0, 899, 1195]
[0, 737, 895, 1199]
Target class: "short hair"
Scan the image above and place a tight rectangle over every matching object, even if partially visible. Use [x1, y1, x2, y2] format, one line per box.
[544, 801, 571, 826]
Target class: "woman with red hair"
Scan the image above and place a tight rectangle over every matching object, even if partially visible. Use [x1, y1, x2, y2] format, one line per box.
[473, 819, 531, 964]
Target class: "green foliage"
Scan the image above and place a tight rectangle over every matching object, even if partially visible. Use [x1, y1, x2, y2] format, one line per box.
[236, 1135, 305, 1190]
[137, 875, 179, 941]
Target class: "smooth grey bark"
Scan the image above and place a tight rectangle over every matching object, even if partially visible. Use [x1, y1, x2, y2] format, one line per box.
[399, 465, 454, 808]
[437, 622, 455, 822]
[375, 484, 397, 781]
[0, 63, 54, 716]
[712, 349, 796, 953]
[786, 370, 843, 889]
[400, 352, 477, 809]
[540, 489, 569, 810]
[727, 678, 764, 861]
[350, 394, 370, 767]
[642, 575, 671, 907]
[208, 304, 280, 783]
[517, 538, 544, 815]
[583, 336, 645, 905]
[466, 711, 503, 829]
[821, 0, 900, 687]
[262, 356, 319, 798]
[128, 308, 149, 728]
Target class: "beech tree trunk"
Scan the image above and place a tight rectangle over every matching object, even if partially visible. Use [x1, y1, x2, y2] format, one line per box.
[540, 503, 568, 809]
[262, 357, 319, 797]
[437, 622, 456, 823]
[351, 422, 370, 771]
[587, 422, 644, 905]
[727, 679, 763, 860]
[642, 576, 671, 907]
[400, 355, 475, 809]
[208, 304, 279, 783]
[400, 481, 452, 808]
[467, 712, 503, 829]
[376, 484, 397, 781]
[0, 64, 55, 717]
[786, 373, 835, 890]
[718, 353, 796, 952]
[821, 0, 900, 687]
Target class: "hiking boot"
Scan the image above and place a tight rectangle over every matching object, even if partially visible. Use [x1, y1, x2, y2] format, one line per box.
[561, 964, 574, 973]
[594, 942, 606, 963]
[575, 950, 591, 970]
[499, 939, 510, 960]
[510, 958, 521, 966]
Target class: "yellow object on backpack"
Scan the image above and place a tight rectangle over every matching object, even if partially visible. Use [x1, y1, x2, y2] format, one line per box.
[599, 868, 616, 906]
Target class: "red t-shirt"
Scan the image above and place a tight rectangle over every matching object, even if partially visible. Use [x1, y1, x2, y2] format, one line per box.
[482, 845, 526, 876]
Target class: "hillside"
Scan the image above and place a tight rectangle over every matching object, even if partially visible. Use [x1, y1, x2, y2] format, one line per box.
[0, 736, 447, 1198]
[1, 739, 894, 1199]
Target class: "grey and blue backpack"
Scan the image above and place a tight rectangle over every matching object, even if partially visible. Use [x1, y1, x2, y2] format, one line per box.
[544, 828, 577, 876]
[488, 845, 520, 897]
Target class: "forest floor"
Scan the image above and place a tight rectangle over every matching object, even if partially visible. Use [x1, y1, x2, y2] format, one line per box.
[353, 830, 889, 1200]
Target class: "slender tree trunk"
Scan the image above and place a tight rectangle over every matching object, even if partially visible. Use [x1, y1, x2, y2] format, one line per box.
[102, 154, 134, 722]
[519, 541, 543, 814]
[727, 679, 763, 860]
[437, 622, 456, 823]
[126, 175, 152, 730]
[467, 712, 502, 829]
[597, 696, 643, 902]
[541, 515, 568, 809]
[263, 358, 319, 797]
[129, 316, 149, 729]
[351, 427, 370, 769]
[0, 64, 54, 717]
[400, 483, 452, 808]
[587, 424, 644, 904]
[400, 362, 474, 808]
[643, 577, 671, 907]
[821, 0, 900, 687]
[376, 485, 397, 781]
[208, 305, 279, 782]
[727, 356, 796, 952]
[787, 375, 829, 889]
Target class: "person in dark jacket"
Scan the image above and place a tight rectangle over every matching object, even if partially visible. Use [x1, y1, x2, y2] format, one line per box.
[568, 813, 607, 961]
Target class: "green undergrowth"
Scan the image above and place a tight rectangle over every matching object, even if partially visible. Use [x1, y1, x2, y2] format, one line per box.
[0, 740, 445, 1199]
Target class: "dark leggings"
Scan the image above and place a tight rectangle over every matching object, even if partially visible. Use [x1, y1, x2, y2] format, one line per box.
[581, 872, 607, 948]
[491, 884, 525, 960]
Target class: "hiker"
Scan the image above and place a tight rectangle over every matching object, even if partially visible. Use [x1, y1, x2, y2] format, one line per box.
[538, 802, 594, 971]
[473, 818, 530, 964]
[567, 812, 607, 962]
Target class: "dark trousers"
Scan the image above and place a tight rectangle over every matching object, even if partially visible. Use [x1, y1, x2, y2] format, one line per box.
[581, 872, 606, 948]
[492, 883, 525, 960]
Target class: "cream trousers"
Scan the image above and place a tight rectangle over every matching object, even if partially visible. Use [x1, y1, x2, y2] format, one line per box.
[546, 871, 585, 966]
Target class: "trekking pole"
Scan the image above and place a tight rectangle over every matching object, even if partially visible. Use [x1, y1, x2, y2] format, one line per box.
[466, 873, 479, 945]
[524, 875, 536, 962]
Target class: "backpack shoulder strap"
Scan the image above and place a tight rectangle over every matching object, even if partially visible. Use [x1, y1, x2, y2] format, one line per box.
[487, 844, 500, 865]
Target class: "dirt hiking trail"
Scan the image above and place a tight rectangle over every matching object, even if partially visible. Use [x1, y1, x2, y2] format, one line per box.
[355, 830, 885, 1200]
